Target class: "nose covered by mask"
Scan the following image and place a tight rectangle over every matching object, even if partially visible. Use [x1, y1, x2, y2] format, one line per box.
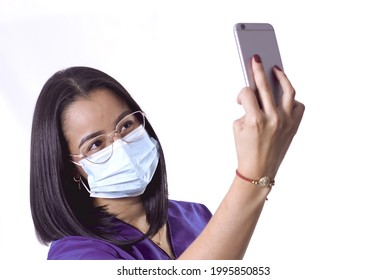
[76, 126, 159, 198]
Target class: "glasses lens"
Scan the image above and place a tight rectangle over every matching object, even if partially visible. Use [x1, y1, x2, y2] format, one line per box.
[81, 135, 113, 164]
[78, 111, 145, 164]
[118, 111, 145, 143]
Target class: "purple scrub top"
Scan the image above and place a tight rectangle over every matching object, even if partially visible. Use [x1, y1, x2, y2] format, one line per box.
[48, 200, 212, 260]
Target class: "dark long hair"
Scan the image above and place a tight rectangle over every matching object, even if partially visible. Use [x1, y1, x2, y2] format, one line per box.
[30, 66, 168, 248]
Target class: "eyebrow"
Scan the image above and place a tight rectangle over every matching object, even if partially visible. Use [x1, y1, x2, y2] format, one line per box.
[77, 110, 133, 149]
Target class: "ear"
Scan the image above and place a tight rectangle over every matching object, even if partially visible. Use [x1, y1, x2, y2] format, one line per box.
[71, 162, 88, 180]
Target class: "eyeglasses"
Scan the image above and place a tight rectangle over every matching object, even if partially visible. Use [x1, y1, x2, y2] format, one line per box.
[69, 111, 146, 164]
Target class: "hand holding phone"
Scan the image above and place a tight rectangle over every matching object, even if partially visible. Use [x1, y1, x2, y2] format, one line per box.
[234, 23, 283, 104]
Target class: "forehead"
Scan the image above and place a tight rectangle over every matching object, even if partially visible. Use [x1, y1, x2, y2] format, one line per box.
[62, 88, 130, 147]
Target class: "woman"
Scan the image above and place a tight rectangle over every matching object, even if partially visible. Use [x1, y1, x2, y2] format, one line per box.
[30, 54, 304, 259]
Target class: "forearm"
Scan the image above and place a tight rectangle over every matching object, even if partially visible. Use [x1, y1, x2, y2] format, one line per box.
[178, 176, 270, 260]
[178, 56, 304, 260]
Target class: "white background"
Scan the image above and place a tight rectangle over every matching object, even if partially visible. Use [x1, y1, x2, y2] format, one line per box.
[1, 0, 386, 279]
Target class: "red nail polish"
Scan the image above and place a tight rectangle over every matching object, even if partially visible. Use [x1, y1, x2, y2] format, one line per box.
[274, 65, 282, 71]
[253, 54, 261, 63]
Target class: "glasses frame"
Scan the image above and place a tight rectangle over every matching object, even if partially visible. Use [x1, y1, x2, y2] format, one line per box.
[69, 110, 146, 164]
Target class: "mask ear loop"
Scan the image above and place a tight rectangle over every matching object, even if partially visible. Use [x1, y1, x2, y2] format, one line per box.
[73, 176, 91, 193]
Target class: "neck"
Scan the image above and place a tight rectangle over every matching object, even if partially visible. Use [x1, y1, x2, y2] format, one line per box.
[93, 196, 148, 232]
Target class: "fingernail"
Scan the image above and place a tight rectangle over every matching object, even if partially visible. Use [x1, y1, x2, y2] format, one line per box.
[253, 54, 261, 63]
[274, 65, 282, 71]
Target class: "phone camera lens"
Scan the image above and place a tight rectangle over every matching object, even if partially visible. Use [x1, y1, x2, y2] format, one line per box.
[241, 24, 245, 30]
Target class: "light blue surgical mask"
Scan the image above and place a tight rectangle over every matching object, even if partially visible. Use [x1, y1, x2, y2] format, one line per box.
[75, 126, 159, 198]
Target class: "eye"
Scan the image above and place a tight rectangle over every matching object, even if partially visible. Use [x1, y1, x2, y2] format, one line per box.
[87, 139, 103, 151]
[120, 119, 135, 133]
[82, 136, 108, 156]
[118, 115, 140, 137]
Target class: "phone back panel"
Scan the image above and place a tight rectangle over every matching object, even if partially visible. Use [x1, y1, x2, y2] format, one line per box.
[234, 23, 283, 104]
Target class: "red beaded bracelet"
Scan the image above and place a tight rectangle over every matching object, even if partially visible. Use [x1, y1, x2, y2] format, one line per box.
[235, 170, 275, 188]
[235, 170, 274, 201]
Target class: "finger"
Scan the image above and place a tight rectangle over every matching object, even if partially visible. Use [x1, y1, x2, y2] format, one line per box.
[252, 54, 276, 113]
[274, 66, 296, 115]
[291, 100, 306, 132]
[237, 87, 261, 117]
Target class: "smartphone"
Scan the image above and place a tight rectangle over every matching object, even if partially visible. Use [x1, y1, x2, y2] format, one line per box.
[234, 23, 283, 104]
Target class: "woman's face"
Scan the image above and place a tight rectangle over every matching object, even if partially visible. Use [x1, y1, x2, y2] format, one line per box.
[62, 88, 131, 178]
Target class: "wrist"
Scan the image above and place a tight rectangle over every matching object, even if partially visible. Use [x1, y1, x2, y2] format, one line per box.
[235, 169, 274, 201]
[235, 169, 275, 188]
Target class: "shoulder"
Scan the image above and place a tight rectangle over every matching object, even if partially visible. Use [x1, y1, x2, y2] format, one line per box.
[166, 200, 212, 257]
[48, 236, 134, 260]
[168, 200, 212, 223]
